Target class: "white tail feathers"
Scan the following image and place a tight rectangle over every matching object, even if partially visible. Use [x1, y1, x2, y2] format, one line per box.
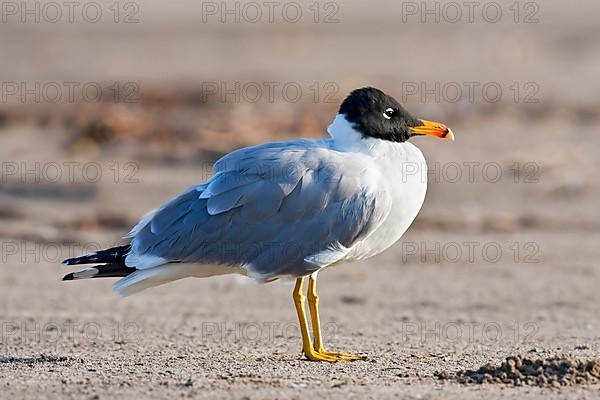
[112, 263, 245, 297]
[113, 264, 186, 297]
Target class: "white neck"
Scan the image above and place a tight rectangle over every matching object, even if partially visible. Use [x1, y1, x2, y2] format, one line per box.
[327, 114, 418, 159]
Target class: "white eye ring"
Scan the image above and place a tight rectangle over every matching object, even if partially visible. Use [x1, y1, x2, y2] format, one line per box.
[383, 108, 395, 120]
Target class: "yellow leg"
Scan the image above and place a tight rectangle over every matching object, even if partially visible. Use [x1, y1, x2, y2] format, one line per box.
[293, 277, 340, 362]
[306, 274, 366, 362]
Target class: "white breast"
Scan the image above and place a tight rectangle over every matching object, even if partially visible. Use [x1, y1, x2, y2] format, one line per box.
[327, 114, 428, 261]
[350, 142, 427, 260]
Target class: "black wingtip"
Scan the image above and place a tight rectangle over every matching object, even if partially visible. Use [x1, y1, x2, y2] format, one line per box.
[62, 273, 75, 281]
[61, 245, 131, 267]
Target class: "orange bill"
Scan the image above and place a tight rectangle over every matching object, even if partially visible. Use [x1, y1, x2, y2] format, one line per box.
[408, 119, 454, 141]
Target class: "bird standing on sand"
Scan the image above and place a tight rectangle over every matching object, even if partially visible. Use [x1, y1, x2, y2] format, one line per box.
[63, 87, 454, 362]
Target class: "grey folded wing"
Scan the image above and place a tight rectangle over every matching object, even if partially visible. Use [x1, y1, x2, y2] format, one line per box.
[127, 140, 392, 280]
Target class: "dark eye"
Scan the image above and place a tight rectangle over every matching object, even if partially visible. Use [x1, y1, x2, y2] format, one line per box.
[383, 107, 396, 120]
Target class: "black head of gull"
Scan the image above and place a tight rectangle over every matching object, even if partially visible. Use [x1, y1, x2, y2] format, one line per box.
[339, 87, 454, 143]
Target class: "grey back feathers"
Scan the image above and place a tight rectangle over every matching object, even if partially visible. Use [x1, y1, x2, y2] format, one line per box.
[128, 140, 392, 280]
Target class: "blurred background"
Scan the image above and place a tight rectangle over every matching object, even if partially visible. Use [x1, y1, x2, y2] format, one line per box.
[1, 0, 600, 397]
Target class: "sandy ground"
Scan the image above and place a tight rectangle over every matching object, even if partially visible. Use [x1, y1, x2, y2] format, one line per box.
[2, 1, 600, 398]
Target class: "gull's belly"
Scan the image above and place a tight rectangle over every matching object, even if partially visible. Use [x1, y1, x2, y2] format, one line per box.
[346, 147, 428, 261]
